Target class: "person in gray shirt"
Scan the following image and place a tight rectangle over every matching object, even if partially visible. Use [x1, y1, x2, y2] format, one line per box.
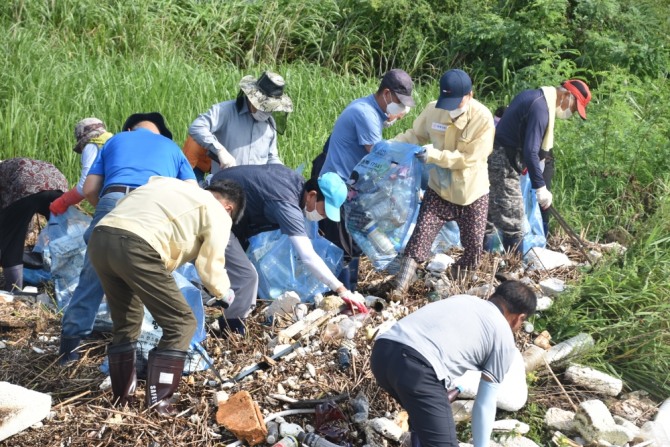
[188, 71, 293, 175]
[371, 280, 537, 447]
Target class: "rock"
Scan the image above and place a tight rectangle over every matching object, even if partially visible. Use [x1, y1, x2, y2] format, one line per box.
[564, 364, 623, 397]
[539, 278, 565, 296]
[465, 284, 494, 298]
[544, 333, 594, 365]
[215, 390, 267, 446]
[526, 247, 574, 271]
[612, 415, 640, 441]
[573, 399, 632, 446]
[452, 400, 474, 422]
[522, 345, 547, 372]
[533, 330, 552, 350]
[370, 417, 404, 441]
[265, 291, 301, 318]
[214, 391, 229, 406]
[425, 253, 455, 272]
[492, 419, 530, 434]
[497, 435, 540, 447]
[0, 382, 52, 442]
[454, 349, 527, 411]
[536, 296, 553, 311]
[545, 407, 576, 432]
[636, 398, 670, 446]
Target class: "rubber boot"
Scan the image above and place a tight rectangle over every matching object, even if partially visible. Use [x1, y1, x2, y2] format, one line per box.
[146, 348, 187, 416]
[218, 316, 246, 337]
[58, 336, 82, 365]
[388, 257, 418, 302]
[2, 265, 23, 292]
[108, 342, 137, 405]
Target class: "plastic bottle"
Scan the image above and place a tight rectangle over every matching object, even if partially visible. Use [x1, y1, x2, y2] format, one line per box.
[363, 221, 395, 255]
[447, 385, 463, 403]
[266, 421, 280, 444]
[337, 346, 351, 370]
[271, 435, 299, 447]
[298, 432, 341, 447]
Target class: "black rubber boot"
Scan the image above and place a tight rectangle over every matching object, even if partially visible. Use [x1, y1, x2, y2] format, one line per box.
[108, 342, 137, 405]
[58, 336, 82, 365]
[146, 348, 187, 416]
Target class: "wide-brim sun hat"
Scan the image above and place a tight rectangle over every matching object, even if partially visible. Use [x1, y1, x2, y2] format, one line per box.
[73, 117, 107, 154]
[239, 71, 293, 113]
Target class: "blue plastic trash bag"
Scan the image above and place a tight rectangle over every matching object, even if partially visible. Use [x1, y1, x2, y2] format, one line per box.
[481, 173, 546, 255]
[247, 220, 343, 302]
[344, 140, 423, 270]
[34, 208, 91, 310]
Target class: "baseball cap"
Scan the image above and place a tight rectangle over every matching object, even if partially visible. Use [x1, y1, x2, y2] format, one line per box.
[122, 112, 173, 140]
[318, 172, 347, 222]
[73, 117, 106, 154]
[380, 69, 415, 107]
[436, 69, 473, 111]
[562, 79, 591, 120]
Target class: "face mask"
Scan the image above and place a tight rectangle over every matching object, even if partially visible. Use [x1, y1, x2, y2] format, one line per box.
[252, 110, 272, 122]
[556, 94, 574, 120]
[384, 104, 410, 127]
[304, 206, 324, 222]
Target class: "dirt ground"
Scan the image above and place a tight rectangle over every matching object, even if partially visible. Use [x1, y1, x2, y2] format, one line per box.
[0, 236, 655, 447]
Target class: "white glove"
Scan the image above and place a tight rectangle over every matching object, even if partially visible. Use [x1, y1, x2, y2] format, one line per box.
[416, 144, 433, 163]
[217, 149, 237, 169]
[206, 288, 235, 308]
[536, 186, 553, 210]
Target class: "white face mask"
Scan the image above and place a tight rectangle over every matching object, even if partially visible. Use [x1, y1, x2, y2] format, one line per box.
[252, 110, 272, 122]
[304, 206, 324, 222]
[556, 94, 574, 120]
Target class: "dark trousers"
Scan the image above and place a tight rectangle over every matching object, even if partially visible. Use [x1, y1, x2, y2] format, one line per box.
[0, 190, 62, 268]
[88, 226, 196, 351]
[371, 339, 459, 447]
[319, 212, 361, 291]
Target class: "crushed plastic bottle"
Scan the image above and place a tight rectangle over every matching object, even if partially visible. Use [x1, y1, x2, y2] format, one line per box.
[447, 385, 463, 403]
[271, 435, 299, 447]
[298, 432, 341, 447]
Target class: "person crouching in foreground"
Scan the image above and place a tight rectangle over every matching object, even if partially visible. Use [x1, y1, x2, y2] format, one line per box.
[370, 280, 537, 447]
[87, 176, 245, 415]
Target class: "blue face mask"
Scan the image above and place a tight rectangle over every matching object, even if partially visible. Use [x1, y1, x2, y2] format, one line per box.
[252, 110, 271, 122]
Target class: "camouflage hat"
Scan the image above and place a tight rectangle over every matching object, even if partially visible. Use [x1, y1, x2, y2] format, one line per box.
[73, 117, 107, 154]
[239, 72, 293, 113]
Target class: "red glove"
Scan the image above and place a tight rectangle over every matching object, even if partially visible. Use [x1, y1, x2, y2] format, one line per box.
[339, 290, 369, 314]
[521, 168, 528, 176]
[49, 188, 85, 216]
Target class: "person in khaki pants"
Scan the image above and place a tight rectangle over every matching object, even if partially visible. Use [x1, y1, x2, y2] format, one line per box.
[87, 176, 245, 415]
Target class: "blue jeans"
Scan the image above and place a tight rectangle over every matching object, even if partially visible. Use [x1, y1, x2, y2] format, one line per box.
[61, 192, 125, 339]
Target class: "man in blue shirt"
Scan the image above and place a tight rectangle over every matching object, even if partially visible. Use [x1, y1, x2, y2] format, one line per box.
[484, 80, 591, 252]
[59, 112, 197, 365]
[319, 69, 414, 290]
[211, 165, 363, 324]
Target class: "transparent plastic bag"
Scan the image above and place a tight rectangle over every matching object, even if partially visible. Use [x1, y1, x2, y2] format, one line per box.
[344, 141, 423, 270]
[247, 221, 343, 302]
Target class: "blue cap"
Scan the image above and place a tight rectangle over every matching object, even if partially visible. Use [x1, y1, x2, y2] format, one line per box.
[317, 172, 347, 222]
[436, 69, 472, 111]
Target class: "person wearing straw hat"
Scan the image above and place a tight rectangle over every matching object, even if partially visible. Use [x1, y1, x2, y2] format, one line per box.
[484, 79, 592, 253]
[188, 71, 293, 176]
[49, 117, 114, 216]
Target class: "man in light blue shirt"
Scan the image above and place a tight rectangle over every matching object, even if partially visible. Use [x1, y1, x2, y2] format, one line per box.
[319, 69, 414, 291]
[188, 72, 293, 175]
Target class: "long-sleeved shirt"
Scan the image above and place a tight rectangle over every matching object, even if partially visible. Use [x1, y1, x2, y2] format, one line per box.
[97, 177, 232, 298]
[188, 99, 282, 174]
[494, 89, 551, 189]
[394, 99, 494, 206]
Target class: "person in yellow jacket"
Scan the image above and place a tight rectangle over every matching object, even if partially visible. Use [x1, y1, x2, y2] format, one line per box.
[387, 69, 494, 300]
[49, 117, 114, 215]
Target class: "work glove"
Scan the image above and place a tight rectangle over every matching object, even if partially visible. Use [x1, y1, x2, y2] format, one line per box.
[206, 288, 235, 309]
[338, 290, 369, 314]
[49, 188, 85, 216]
[535, 186, 553, 210]
[217, 149, 237, 169]
[415, 145, 431, 163]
